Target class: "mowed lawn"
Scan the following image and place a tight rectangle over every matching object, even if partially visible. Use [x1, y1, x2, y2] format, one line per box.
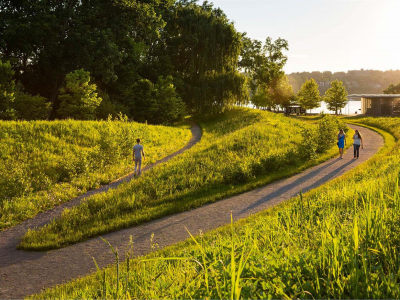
[0, 120, 191, 229]
[20, 108, 346, 250]
[29, 118, 400, 299]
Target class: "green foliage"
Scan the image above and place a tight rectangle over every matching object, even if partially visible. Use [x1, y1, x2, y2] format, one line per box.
[316, 114, 346, 153]
[157, 2, 247, 114]
[130, 76, 186, 124]
[0, 0, 164, 99]
[324, 80, 348, 114]
[298, 127, 318, 159]
[297, 78, 321, 111]
[299, 115, 346, 158]
[0, 119, 190, 229]
[240, 37, 290, 109]
[384, 82, 400, 94]
[14, 91, 52, 120]
[20, 108, 341, 250]
[57, 69, 102, 120]
[0, 59, 16, 119]
[270, 75, 295, 109]
[251, 85, 273, 109]
[1, 0, 251, 121]
[240, 37, 288, 90]
[251, 76, 294, 110]
[31, 119, 400, 299]
[194, 71, 249, 114]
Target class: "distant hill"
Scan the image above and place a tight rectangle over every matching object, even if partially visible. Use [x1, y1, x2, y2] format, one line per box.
[288, 70, 400, 94]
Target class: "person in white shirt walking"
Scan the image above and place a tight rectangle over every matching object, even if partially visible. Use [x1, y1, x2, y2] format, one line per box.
[133, 138, 145, 176]
[353, 130, 364, 159]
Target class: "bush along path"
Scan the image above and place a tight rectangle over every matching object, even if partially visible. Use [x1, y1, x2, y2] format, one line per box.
[0, 124, 383, 298]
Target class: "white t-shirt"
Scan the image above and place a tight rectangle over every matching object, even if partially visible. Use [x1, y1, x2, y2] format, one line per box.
[353, 134, 361, 145]
[133, 144, 144, 159]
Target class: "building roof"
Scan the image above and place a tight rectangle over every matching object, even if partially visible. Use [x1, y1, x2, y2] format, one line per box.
[349, 94, 400, 98]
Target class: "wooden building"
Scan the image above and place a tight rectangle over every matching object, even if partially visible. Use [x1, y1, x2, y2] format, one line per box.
[285, 105, 306, 115]
[349, 94, 400, 116]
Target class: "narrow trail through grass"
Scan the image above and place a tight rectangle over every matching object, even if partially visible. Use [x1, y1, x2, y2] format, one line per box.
[20, 109, 349, 250]
[29, 120, 394, 299]
[0, 117, 383, 298]
[0, 120, 191, 229]
[28, 122, 392, 299]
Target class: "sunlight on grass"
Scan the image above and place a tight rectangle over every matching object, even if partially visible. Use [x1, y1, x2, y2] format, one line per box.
[29, 117, 400, 299]
[20, 108, 347, 250]
[0, 120, 190, 229]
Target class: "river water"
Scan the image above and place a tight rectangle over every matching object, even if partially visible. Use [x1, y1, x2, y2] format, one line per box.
[310, 100, 361, 115]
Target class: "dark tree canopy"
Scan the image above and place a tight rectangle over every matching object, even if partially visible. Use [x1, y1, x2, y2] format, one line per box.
[0, 0, 288, 122]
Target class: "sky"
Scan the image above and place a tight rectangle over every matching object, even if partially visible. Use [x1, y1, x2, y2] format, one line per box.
[209, 0, 400, 73]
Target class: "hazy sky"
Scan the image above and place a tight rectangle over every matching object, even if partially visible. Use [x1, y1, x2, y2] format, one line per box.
[210, 0, 400, 73]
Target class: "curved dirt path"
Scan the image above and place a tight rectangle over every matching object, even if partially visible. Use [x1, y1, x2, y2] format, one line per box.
[0, 124, 383, 298]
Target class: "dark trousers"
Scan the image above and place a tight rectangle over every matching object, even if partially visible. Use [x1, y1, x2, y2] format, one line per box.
[353, 144, 360, 158]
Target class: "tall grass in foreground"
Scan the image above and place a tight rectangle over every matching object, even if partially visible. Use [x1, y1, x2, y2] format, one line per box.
[20, 109, 346, 250]
[31, 119, 400, 298]
[0, 119, 190, 229]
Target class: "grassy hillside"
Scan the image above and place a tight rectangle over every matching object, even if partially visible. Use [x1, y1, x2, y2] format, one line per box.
[30, 117, 400, 299]
[0, 120, 191, 229]
[20, 108, 346, 250]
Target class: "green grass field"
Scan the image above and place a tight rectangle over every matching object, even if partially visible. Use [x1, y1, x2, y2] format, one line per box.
[30, 116, 400, 299]
[20, 108, 347, 250]
[0, 120, 191, 229]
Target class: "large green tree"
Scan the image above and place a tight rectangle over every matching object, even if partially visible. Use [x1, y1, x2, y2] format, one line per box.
[0, 0, 164, 112]
[251, 75, 294, 111]
[297, 78, 321, 112]
[153, 1, 248, 114]
[57, 69, 102, 120]
[324, 80, 348, 114]
[270, 75, 295, 110]
[239, 36, 289, 108]
[0, 0, 282, 122]
[240, 37, 288, 88]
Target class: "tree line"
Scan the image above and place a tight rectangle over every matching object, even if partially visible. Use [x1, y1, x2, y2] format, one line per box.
[288, 70, 400, 95]
[3, 1, 395, 122]
[250, 74, 349, 115]
[0, 0, 291, 123]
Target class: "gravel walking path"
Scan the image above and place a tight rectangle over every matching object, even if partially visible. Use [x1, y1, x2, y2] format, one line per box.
[0, 124, 383, 298]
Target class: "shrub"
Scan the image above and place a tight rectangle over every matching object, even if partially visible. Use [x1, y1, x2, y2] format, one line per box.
[153, 76, 186, 124]
[14, 92, 52, 120]
[316, 115, 340, 153]
[130, 76, 186, 124]
[57, 69, 102, 120]
[299, 127, 318, 159]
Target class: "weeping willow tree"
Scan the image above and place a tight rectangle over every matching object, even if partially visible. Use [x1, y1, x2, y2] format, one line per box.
[159, 1, 248, 114]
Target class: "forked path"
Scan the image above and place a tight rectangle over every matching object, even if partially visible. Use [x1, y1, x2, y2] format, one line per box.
[0, 124, 383, 298]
